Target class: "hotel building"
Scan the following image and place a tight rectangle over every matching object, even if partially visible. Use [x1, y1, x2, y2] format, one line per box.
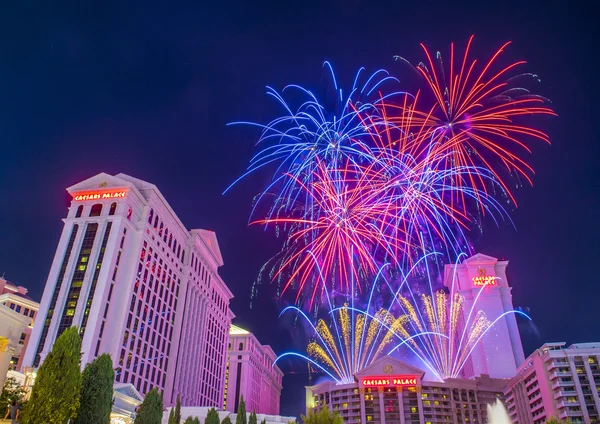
[505, 342, 600, 424]
[443, 253, 525, 380]
[21, 172, 234, 407]
[306, 356, 506, 424]
[224, 325, 283, 415]
[0, 277, 39, 371]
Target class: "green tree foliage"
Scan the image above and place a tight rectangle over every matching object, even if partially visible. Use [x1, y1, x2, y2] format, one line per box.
[21, 327, 82, 424]
[134, 388, 164, 424]
[193, 418, 200, 424]
[262, 420, 268, 424]
[286, 421, 295, 424]
[184, 417, 194, 424]
[74, 353, 115, 424]
[236, 396, 247, 424]
[249, 411, 257, 424]
[222, 417, 232, 424]
[301, 405, 343, 424]
[0, 377, 27, 417]
[547, 419, 572, 424]
[206, 408, 220, 424]
[168, 395, 182, 424]
[174, 394, 182, 423]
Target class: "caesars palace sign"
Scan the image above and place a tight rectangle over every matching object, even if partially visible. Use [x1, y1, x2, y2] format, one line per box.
[72, 190, 127, 201]
[360, 376, 418, 388]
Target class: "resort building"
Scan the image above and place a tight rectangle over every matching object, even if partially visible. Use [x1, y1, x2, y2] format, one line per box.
[0, 277, 39, 371]
[224, 324, 283, 415]
[443, 253, 526, 380]
[306, 356, 506, 424]
[21, 173, 234, 408]
[505, 342, 600, 424]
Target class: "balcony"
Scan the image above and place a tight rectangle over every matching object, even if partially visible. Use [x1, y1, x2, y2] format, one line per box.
[550, 371, 573, 380]
[552, 380, 575, 390]
[557, 399, 579, 409]
[548, 360, 569, 371]
[559, 410, 583, 419]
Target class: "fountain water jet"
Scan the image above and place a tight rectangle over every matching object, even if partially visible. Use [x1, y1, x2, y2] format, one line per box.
[487, 399, 512, 424]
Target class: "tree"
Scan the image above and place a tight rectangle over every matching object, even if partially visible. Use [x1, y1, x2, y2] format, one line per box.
[0, 377, 27, 417]
[236, 396, 247, 424]
[168, 395, 182, 424]
[184, 417, 194, 424]
[222, 417, 232, 424]
[74, 353, 115, 424]
[262, 420, 268, 424]
[547, 419, 572, 424]
[206, 408, 220, 424]
[249, 411, 257, 424]
[134, 388, 164, 424]
[21, 327, 82, 424]
[193, 418, 200, 424]
[301, 406, 343, 424]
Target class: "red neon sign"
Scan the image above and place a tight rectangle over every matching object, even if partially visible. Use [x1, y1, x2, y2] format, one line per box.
[72, 190, 127, 201]
[472, 275, 496, 286]
[360, 376, 418, 387]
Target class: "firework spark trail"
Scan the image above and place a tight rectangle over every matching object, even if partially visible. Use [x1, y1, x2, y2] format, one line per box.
[391, 36, 556, 206]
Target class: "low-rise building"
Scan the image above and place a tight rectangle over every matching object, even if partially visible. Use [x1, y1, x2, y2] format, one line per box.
[306, 356, 507, 424]
[0, 277, 39, 371]
[505, 342, 600, 424]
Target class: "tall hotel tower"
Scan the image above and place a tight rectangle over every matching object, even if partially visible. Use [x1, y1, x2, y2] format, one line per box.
[443, 253, 526, 379]
[22, 173, 234, 407]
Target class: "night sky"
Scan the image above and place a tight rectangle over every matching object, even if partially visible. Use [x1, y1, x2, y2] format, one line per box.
[1, 1, 598, 418]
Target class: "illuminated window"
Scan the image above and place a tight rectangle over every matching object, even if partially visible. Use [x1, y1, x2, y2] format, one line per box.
[366, 416, 373, 422]
[411, 407, 417, 413]
[77, 265, 87, 271]
[109, 202, 117, 216]
[66, 309, 75, 316]
[75, 205, 84, 218]
[589, 357, 597, 364]
[422, 393, 428, 398]
[90, 204, 102, 217]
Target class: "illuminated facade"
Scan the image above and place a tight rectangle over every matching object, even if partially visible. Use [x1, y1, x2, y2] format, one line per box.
[505, 342, 600, 424]
[224, 325, 283, 415]
[443, 253, 525, 379]
[22, 173, 234, 407]
[306, 356, 506, 424]
[0, 277, 39, 371]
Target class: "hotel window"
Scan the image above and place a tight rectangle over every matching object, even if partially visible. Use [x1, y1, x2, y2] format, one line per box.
[90, 203, 103, 217]
[109, 202, 117, 215]
[148, 208, 154, 224]
[75, 205, 84, 218]
[127, 208, 132, 221]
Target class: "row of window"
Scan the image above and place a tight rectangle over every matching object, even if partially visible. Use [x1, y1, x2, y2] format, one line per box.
[147, 208, 184, 264]
[116, 242, 180, 395]
[5, 302, 36, 318]
[75, 202, 132, 220]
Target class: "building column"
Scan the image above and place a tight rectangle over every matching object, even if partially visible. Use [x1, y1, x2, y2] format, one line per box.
[378, 388, 386, 424]
[0, 339, 16, 389]
[416, 386, 425, 424]
[397, 387, 405, 424]
[358, 388, 366, 424]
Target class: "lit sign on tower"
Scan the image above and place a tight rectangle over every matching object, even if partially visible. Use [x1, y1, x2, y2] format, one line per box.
[472, 268, 497, 287]
[360, 375, 418, 388]
[72, 190, 127, 201]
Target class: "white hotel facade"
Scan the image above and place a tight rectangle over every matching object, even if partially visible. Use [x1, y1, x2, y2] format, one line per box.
[22, 173, 235, 407]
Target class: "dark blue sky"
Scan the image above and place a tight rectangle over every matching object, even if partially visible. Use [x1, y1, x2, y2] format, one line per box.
[1, 0, 598, 417]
